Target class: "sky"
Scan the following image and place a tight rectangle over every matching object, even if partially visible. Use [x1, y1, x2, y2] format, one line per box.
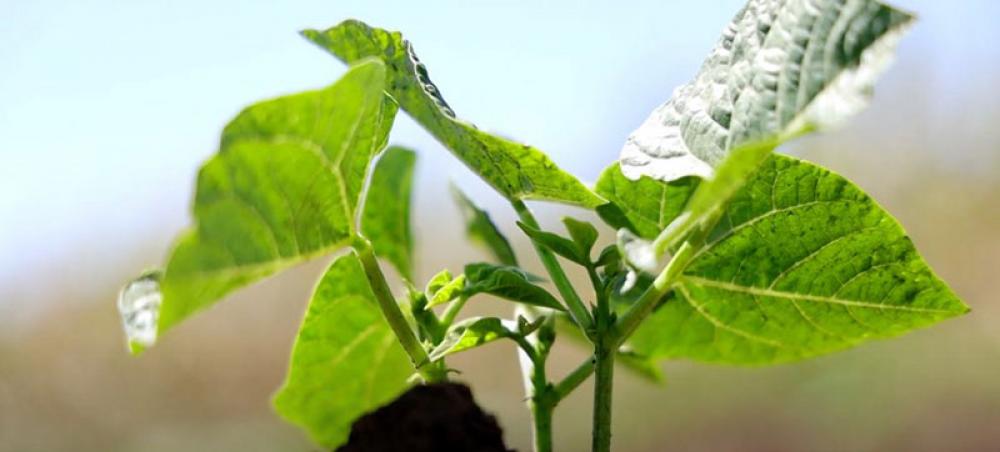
[1, 0, 997, 328]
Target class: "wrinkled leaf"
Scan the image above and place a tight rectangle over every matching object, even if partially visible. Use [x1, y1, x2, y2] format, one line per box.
[424, 269, 453, 298]
[158, 60, 396, 334]
[630, 155, 969, 364]
[362, 146, 417, 280]
[303, 20, 604, 208]
[464, 263, 565, 311]
[451, 186, 519, 266]
[428, 317, 517, 361]
[620, 0, 914, 182]
[274, 253, 412, 448]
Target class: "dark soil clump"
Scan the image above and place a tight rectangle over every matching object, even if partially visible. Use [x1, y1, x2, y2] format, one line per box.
[335, 382, 514, 452]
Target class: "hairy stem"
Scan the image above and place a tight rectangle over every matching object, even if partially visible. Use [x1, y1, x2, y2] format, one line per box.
[511, 199, 594, 335]
[354, 238, 445, 382]
[517, 307, 555, 452]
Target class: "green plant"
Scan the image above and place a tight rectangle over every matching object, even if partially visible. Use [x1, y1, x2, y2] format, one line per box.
[118, 2, 968, 451]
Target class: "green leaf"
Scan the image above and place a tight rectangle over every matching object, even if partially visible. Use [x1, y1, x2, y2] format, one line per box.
[302, 20, 604, 208]
[620, 0, 915, 182]
[464, 263, 565, 311]
[630, 155, 969, 365]
[157, 60, 396, 334]
[427, 274, 467, 308]
[562, 217, 599, 259]
[424, 269, 453, 298]
[273, 253, 412, 448]
[428, 317, 516, 361]
[516, 221, 585, 265]
[362, 146, 417, 280]
[594, 162, 698, 240]
[451, 185, 519, 266]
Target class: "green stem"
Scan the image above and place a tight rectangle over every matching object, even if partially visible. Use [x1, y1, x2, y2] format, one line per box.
[531, 397, 554, 452]
[591, 340, 615, 452]
[511, 199, 594, 335]
[611, 241, 696, 346]
[439, 295, 468, 327]
[554, 358, 595, 401]
[354, 238, 445, 382]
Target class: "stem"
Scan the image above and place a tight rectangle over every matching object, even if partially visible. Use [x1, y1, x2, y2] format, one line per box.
[611, 241, 696, 346]
[354, 238, 445, 382]
[531, 398, 554, 452]
[554, 358, 595, 401]
[439, 295, 468, 327]
[511, 199, 594, 335]
[591, 340, 615, 452]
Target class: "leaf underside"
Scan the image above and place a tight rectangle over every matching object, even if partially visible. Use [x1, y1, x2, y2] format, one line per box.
[302, 20, 604, 208]
[158, 60, 396, 333]
[627, 154, 968, 364]
[362, 146, 417, 280]
[620, 0, 915, 181]
[274, 253, 412, 448]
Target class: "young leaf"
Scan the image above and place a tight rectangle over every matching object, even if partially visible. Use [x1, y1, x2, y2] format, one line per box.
[594, 162, 698, 240]
[302, 20, 605, 208]
[464, 263, 565, 311]
[157, 60, 396, 335]
[427, 274, 467, 308]
[620, 0, 915, 182]
[629, 155, 969, 365]
[428, 317, 517, 361]
[362, 146, 417, 280]
[516, 221, 586, 265]
[562, 217, 599, 259]
[424, 269, 453, 298]
[451, 185, 519, 266]
[273, 253, 412, 448]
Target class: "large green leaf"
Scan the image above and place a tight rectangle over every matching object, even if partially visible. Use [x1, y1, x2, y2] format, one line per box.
[620, 0, 915, 182]
[302, 20, 604, 208]
[274, 253, 412, 448]
[463, 263, 565, 311]
[362, 146, 417, 280]
[630, 155, 969, 364]
[451, 186, 519, 266]
[157, 59, 396, 336]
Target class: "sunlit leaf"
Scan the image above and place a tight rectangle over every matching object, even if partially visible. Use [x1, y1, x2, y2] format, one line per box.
[428, 317, 517, 361]
[273, 253, 412, 448]
[157, 60, 396, 334]
[303, 20, 604, 208]
[630, 155, 969, 364]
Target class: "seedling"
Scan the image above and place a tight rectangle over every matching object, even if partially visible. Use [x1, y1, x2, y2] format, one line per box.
[119, 2, 968, 451]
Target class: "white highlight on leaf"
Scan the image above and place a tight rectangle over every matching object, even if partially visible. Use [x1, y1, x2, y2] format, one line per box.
[117, 272, 162, 350]
[620, 0, 914, 182]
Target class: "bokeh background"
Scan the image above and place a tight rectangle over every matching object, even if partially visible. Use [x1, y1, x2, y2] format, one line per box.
[2, 1, 998, 451]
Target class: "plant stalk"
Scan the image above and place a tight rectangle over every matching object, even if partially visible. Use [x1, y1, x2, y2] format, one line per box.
[591, 340, 615, 452]
[511, 199, 594, 335]
[354, 238, 445, 382]
[612, 241, 696, 346]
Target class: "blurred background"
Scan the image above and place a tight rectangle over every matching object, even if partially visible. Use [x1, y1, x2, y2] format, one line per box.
[2, 0, 998, 450]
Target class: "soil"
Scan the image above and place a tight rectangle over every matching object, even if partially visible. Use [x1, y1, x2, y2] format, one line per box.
[335, 382, 514, 452]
